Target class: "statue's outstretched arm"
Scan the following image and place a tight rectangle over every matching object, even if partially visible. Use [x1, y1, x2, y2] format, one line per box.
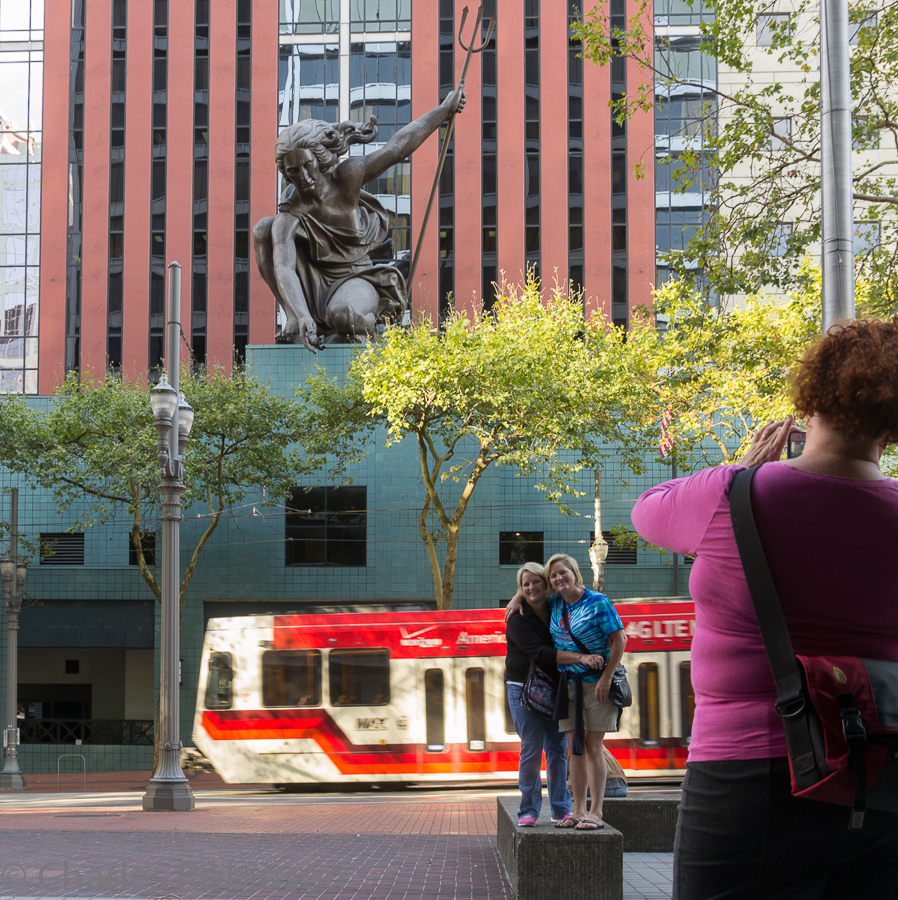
[344, 89, 465, 188]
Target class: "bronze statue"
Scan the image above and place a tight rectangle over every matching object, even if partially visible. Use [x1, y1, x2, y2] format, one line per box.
[253, 89, 465, 351]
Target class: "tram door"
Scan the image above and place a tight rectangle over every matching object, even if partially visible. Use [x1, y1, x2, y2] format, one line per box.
[623, 651, 680, 773]
[669, 650, 694, 765]
[417, 660, 455, 774]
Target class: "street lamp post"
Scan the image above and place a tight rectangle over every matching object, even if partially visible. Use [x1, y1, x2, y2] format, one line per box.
[142, 261, 195, 811]
[1, 487, 27, 791]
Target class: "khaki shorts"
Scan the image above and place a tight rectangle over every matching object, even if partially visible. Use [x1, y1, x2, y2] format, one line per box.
[557, 680, 621, 733]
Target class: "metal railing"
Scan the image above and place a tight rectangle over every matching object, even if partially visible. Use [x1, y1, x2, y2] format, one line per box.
[19, 719, 154, 746]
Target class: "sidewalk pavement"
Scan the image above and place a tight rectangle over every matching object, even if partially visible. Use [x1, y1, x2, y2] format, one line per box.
[0, 772, 672, 900]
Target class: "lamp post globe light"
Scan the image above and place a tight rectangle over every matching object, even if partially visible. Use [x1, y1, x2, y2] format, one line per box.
[143, 261, 195, 812]
[1, 487, 27, 791]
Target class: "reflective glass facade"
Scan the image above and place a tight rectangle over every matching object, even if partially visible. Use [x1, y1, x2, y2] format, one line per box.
[277, 2, 412, 275]
[654, 27, 717, 290]
[0, 0, 43, 393]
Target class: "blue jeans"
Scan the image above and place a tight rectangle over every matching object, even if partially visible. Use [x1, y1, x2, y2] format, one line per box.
[507, 682, 571, 820]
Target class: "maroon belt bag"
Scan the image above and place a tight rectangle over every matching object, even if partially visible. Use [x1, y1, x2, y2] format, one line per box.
[730, 466, 898, 830]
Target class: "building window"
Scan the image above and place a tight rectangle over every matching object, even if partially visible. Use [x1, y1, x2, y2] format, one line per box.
[204, 652, 233, 709]
[285, 486, 367, 566]
[854, 221, 880, 254]
[465, 667, 487, 751]
[655, 153, 714, 195]
[656, 206, 706, 257]
[129, 532, 157, 567]
[39, 533, 85, 566]
[771, 223, 793, 257]
[425, 668, 446, 751]
[329, 649, 389, 705]
[1, 0, 43, 392]
[653, 0, 714, 27]
[278, 43, 339, 125]
[680, 661, 695, 743]
[849, 13, 876, 45]
[280, 0, 339, 34]
[638, 662, 661, 744]
[350, 0, 411, 32]
[756, 13, 791, 47]
[769, 117, 791, 150]
[262, 650, 321, 706]
[499, 531, 544, 566]
[348, 41, 412, 253]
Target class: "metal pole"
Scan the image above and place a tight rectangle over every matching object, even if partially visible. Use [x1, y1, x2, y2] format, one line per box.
[0, 489, 26, 790]
[143, 262, 194, 811]
[820, 0, 855, 332]
[590, 470, 609, 593]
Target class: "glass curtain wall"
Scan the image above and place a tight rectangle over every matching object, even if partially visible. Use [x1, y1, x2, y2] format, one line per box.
[277, 0, 412, 325]
[107, 0, 126, 373]
[66, 0, 83, 377]
[191, 0, 209, 366]
[233, 0, 251, 365]
[654, 0, 716, 294]
[568, 0, 583, 297]
[148, 0, 168, 370]
[480, 0, 497, 312]
[610, 0, 627, 328]
[437, 0, 453, 320]
[0, 0, 43, 393]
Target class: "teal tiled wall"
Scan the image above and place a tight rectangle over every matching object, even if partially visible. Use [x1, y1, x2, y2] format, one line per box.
[1, 343, 712, 771]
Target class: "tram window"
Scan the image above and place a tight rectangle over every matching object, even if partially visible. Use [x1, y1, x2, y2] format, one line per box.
[262, 650, 321, 707]
[680, 661, 695, 742]
[204, 652, 233, 710]
[465, 668, 487, 751]
[329, 649, 390, 706]
[638, 662, 661, 745]
[425, 669, 446, 751]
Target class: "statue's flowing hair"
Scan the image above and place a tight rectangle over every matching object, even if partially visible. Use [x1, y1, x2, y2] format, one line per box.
[274, 117, 379, 173]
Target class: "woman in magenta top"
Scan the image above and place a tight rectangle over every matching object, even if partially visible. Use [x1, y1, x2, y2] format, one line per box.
[631, 318, 898, 899]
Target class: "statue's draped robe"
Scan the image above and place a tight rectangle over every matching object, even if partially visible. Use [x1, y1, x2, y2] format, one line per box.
[278, 186, 406, 335]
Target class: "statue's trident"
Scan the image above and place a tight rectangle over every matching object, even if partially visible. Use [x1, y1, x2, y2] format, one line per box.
[406, 5, 497, 291]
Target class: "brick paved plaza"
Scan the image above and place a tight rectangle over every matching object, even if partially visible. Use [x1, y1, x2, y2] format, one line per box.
[0, 774, 672, 900]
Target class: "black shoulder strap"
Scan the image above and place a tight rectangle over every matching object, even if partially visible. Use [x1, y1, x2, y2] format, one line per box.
[561, 601, 592, 655]
[728, 466, 805, 714]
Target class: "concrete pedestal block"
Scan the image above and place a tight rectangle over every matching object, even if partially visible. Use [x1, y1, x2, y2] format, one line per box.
[603, 794, 680, 852]
[496, 797, 623, 900]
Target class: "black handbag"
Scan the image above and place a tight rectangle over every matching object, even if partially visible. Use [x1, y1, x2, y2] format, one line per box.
[729, 466, 898, 830]
[560, 602, 632, 707]
[609, 664, 633, 708]
[520, 660, 558, 720]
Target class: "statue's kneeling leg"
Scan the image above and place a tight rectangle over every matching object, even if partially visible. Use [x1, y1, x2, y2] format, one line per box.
[326, 279, 379, 339]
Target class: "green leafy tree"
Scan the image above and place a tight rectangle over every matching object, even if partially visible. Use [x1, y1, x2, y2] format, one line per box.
[0, 366, 312, 612]
[0, 366, 312, 766]
[621, 268, 821, 469]
[297, 280, 638, 609]
[574, 0, 897, 310]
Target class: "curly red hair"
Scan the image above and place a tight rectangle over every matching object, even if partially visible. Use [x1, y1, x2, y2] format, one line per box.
[793, 317, 898, 444]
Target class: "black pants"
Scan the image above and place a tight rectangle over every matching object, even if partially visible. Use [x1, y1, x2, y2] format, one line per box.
[674, 758, 898, 900]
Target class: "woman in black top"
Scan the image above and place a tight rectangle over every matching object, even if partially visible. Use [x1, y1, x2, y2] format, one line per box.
[505, 561, 603, 827]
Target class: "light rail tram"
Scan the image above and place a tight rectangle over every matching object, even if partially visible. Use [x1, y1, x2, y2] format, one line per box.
[193, 598, 695, 786]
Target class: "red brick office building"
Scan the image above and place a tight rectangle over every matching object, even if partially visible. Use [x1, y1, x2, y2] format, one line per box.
[6, 0, 655, 393]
